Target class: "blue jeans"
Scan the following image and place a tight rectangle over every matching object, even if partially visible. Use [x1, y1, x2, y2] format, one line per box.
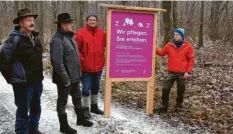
[13, 82, 43, 134]
[81, 71, 102, 97]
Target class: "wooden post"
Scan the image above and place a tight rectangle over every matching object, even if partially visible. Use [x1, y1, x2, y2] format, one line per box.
[104, 9, 112, 118]
[104, 78, 112, 118]
[146, 13, 158, 115]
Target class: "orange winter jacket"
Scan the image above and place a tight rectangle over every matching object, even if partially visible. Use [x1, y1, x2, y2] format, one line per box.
[156, 40, 194, 73]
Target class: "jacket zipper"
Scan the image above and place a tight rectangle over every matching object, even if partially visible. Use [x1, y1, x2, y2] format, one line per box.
[29, 35, 37, 55]
[93, 32, 95, 72]
[29, 35, 35, 47]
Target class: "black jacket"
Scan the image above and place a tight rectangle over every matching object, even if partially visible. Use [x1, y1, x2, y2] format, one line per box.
[1, 26, 44, 85]
[50, 29, 82, 85]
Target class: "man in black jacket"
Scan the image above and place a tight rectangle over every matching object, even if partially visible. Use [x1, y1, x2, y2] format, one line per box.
[50, 13, 93, 134]
[1, 8, 44, 134]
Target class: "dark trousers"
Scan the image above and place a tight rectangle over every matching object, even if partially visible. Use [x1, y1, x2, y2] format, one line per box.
[56, 81, 82, 115]
[162, 72, 186, 108]
[13, 81, 43, 134]
[81, 71, 102, 97]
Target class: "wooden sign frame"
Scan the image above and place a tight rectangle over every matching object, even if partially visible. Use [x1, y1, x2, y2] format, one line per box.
[101, 4, 167, 118]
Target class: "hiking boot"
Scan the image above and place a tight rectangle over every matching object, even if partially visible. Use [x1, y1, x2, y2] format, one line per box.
[91, 104, 104, 115]
[83, 107, 92, 119]
[58, 114, 77, 134]
[76, 108, 93, 127]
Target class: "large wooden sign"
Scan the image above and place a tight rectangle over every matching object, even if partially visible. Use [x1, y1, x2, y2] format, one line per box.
[101, 4, 167, 118]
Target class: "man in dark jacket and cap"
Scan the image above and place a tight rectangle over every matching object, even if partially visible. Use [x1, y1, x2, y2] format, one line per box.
[0, 8, 44, 134]
[50, 13, 93, 134]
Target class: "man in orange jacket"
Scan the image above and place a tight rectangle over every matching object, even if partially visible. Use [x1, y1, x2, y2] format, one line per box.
[155, 28, 194, 113]
[75, 12, 106, 119]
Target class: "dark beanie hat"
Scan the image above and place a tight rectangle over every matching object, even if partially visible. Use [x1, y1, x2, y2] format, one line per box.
[173, 28, 185, 43]
[86, 12, 98, 21]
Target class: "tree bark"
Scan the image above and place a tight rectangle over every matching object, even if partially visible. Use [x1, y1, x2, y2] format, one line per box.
[162, 1, 173, 44]
[198, 1, 204, 49]
[173, 1, 178, 29]
[78, 1, 85, 28]
[39, 1, 44, 45]
[209, 1, 221, 41]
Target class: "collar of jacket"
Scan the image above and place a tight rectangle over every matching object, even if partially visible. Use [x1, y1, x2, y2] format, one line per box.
[169, 40, 188, 49]
[85, 24, 97, 33]
[173, 40, 183, 48]
[12, 26, 39, 37]
[57, 28, 75, 38]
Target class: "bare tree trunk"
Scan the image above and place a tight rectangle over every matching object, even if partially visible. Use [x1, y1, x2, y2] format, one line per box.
[169, 1, 174, 33]
[24, 1, 32, 9]
[162, 1, 173, 44]
[15, 1, 22, 10]
[39, 2, 44, 45]
[173, 1, 178, 28]
[51, 1, 60, 34]
[97, 1, 107, 29]
[79, 1, 85, 28]
[121, 1, 128, 6]
[198, 1, 204, 49]
[209, 1, 221, 41]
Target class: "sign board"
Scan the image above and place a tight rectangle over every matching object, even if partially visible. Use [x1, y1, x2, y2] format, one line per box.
[101, 4, 167, 118]
[110, 11, 154, 78]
